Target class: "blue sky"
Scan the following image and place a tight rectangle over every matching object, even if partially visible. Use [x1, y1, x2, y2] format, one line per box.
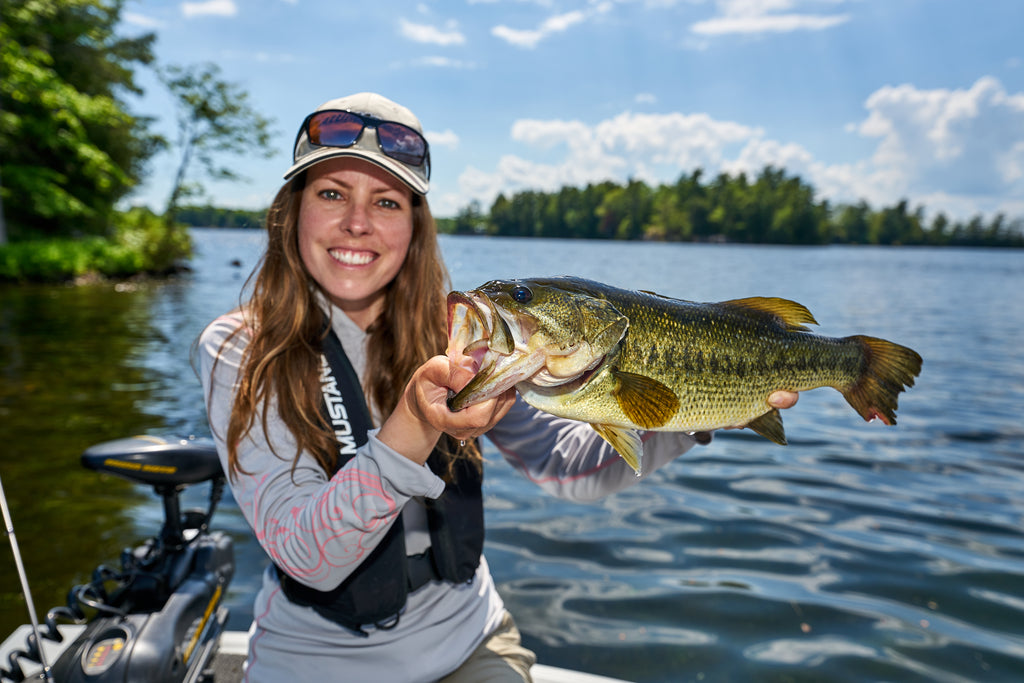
[121, 0, 1024, 221]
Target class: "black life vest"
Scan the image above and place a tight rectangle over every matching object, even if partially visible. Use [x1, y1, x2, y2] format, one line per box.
[275, 327, 484, 636]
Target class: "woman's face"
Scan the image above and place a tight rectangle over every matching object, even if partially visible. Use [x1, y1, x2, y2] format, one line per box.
[298, 157, 415, 330]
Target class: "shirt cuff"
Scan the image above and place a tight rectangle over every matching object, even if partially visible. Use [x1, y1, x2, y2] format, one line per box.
[364, 428, 446, 499]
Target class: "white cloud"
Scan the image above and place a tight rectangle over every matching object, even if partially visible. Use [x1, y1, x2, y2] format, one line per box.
[461, 112, 760, 205]
[692, 0, 850, 36]
[407, 56, 477, 69]
[427, 129, 460, 149]
[219, 49, 300, 64]
[400, 19, 466, 46]
[856, 76, 1024, 199]
[454, 77, 1024, 220]
[181, 0, 236, 18]
[506, 112, 759, 174]
[491, 25, 542, 49]
[122, 12, 162, 28]
[720, 138, 896, 208]
[492, 4, 610, 49]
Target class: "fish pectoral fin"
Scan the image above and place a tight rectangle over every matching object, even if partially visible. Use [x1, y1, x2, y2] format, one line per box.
[746, 408, 788, 445]
[590, 423, 643, 476]
[720, 297, 818, 332]
[612, 371, 680, 429]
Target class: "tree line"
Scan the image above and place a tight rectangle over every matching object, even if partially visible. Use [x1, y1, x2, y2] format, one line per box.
[174, 205, 267, 229]
[449, 167, 1024, 248]
[183, 168, 1024, 249]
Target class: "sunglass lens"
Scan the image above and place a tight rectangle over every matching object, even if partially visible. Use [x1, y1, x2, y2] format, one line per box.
[308, 111, 364, 147]
[377, 122, 426, 166]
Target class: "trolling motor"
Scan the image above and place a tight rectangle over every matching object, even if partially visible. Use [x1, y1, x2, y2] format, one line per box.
[1, 436, 235, 683]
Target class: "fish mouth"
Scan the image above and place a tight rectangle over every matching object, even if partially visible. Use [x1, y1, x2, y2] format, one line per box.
[447, 291, 507, 368]
[445, 289, 608, 410]
[446, 290, 539, 409]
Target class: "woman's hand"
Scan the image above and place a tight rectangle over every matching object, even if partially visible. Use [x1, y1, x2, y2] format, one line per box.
[412, 356, 515, 441]
[377, 356, 515, 465]
[767, 390, 799, 411]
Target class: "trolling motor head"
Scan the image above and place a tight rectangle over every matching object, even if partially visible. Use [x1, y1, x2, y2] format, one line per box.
[81, 436, 223, 488]
[81, 436, 225, 550]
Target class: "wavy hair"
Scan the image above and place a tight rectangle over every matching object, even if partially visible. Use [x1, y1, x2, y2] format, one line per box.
[217, 173, 478, 481]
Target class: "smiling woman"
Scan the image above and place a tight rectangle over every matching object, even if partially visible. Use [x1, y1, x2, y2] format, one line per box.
[195, 92, 535, 682]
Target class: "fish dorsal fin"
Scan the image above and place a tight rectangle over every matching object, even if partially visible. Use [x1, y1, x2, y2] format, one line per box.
[746, 408, 788, 445]
[612, 370, 680, 429]
[590, 423, 643, 475]
[639, 289, 691, 303]
[720, 297, 818, 332]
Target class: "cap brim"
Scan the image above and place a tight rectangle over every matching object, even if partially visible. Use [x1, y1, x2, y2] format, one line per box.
[283, 147, 428, 195]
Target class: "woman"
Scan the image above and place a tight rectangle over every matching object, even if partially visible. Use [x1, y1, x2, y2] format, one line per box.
[198, 92, 796, 683]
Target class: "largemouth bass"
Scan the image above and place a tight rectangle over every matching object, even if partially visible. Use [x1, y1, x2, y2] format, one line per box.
[447, 276, 922, 474]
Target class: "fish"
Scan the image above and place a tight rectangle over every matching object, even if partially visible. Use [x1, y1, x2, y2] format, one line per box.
[446, 276, 922, 474]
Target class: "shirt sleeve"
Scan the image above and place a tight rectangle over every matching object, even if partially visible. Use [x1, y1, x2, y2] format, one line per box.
[485, 396, 700, 502]
[197, 314, 445, 592]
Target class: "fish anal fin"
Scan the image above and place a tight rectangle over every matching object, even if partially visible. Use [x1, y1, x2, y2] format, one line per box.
[720, 297, 818, 332]
[747, 408, 788, 445]
[612, 370, 680, 429]
[590, 423, 643, 475]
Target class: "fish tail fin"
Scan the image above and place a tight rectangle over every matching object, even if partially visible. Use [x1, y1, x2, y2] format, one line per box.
[841, 336, 923, 425]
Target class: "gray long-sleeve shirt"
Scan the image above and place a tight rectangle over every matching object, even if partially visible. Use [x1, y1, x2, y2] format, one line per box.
[198, 300, 698, 682]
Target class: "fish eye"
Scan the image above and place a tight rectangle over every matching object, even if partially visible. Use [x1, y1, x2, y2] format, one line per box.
[511, 285, 533, 303]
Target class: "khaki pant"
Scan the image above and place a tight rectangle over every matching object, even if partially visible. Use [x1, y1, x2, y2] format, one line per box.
[439, 611, 537, 683]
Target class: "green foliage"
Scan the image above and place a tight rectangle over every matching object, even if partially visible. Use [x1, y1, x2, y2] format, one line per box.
[435, 216, 456, 234]
[452, 201, 486, 234]
[0, 208, 192, 282]
[160, 63, 275, 219]
[481, 166, 1024, 248]
[0, 0, 161, 239]
[112, 206, 192, 272]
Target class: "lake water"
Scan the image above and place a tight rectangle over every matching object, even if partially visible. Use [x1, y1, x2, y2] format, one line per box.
[2, 229, 1023, 682]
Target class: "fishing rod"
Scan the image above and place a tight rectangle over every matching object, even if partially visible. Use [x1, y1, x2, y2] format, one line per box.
[0, 474, 54, 683]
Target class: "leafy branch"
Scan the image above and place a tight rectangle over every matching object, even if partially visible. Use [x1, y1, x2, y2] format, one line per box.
[159, 62, 275, 223]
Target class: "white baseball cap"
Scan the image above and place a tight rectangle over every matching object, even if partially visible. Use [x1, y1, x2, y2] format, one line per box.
[284, 92, 430, 195]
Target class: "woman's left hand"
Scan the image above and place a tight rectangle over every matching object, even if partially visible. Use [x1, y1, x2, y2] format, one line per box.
[412, 356, 515, 441]
[378, 356, 515, 465]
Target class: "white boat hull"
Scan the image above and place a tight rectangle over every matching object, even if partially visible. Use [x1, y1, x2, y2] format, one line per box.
[1, 626, 634, 683]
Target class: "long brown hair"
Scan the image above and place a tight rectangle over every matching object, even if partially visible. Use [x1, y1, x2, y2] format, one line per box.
[217, 173, 478, 480]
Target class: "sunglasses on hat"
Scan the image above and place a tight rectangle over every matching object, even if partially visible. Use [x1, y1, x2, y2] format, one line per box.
[300, 109, 430, 178]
